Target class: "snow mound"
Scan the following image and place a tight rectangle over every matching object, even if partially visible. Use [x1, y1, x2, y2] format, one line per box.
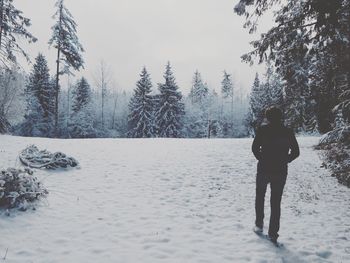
[0, 168, 48, 211]
[19, 145, 79, 169]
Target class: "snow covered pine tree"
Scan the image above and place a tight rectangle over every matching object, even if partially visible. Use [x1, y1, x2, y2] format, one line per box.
[0, 0, 36, 132]
[221, 71, 235, 136]
[189, 70, 209, 105]
[128, 67, 155, 138]
[21, 54, 54, 137]
[49, 0, 84, 136]
[0, 0, 36, 67]
[234, 0, 349, 134]
[247, 73, 265, 133]
[155, 63, 185, 138]
[69, 77, 96, 138]
[185, 70, 210, 138]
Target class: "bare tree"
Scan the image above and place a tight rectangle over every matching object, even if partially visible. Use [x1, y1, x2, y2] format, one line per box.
[93, 60, 113, 129]
[0, 67, 25, 132]
[111, 90, 119, 130]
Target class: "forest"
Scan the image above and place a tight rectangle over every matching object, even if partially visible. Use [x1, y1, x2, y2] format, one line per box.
[0, 0, 349, 184]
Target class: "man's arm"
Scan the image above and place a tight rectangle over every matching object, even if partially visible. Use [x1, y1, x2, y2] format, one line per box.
[252, 128, 262, 161]
[288, 130, 300, 163]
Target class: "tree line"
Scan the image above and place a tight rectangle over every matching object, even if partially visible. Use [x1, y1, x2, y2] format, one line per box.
[0, 0, 250, 139]
[2, 0, 347, 139]
[2, 54, 249, 138]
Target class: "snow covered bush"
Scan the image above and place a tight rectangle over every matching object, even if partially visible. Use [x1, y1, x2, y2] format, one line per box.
[19, 145, 79, 169]
[0, 168, 48, 211]
[318, 143, 350, 187]
[317, 126, 350, 187]
[319, 126, 350, 145]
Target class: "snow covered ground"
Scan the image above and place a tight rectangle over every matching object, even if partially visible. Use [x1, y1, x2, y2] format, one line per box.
[0, 135, 349, 263]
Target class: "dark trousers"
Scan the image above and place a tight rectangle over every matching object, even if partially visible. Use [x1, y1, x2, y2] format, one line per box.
[255, 172, 286, 239]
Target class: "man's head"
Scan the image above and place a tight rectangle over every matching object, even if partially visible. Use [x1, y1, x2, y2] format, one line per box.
[265, 106, 283, 124]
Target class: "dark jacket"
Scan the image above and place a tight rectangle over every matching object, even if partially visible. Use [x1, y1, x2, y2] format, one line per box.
[252, 124, 300, 176]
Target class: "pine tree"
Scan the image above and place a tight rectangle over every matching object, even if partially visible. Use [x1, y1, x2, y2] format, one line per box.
[71, 77, 91, 114]
[155, 62, 185, 138]
[247, 73, 266, 133]
[21, 93, 46, 137]
[0, 67, 14, 133]
[185, 71, 211, 138]
[30, 54, 54, 134]
[127, 67, 155, 138]
[0, 0, 36, 132]
[0, 115, 9, 133]
[221, 71, 235, 134]
[189, 70, 208, 105]
[221, 71, 233, 100]
[49, 0, 84, 136]
[263, 67, 284, 111]
[21, 54, 54, 137]
[281, 45, 316, 132]
[69, 77, 95, 138]
[0, 0, 36, 67]
[235, 0, 350, 134]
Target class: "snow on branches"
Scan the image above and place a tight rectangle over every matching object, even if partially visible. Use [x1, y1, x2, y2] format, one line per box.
[19, 145, 79, 169]
[0, 168, 48, 211]
[317, 126, 350, 187]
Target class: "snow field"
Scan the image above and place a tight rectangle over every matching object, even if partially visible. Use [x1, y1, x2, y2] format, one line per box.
[0, 135, 349, 263]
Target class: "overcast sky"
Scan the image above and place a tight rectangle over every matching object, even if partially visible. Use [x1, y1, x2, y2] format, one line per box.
[17, 0, 270, 94]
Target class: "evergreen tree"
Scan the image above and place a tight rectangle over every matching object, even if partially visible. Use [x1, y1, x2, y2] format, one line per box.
[189, 70, 208, 105]
[247, 73, 266, 132]
[30, 54, 54, 133]
[309, 55, 337, 133]
[275, 35, 316, 132]
[221, 71, 235, 134]
[0, 0, 37, 67]
[264, 67, 284, 111]
[71, 77, 91, 114]
[21, 54, 54, 137]
[69, 77, 95, 138]
[221, 71, 233, 100]
[21, 93, 46, 137]
[185, 71, 210, 138]
[0, 67, 14, 133]
[0, 115, 9, 133]
[155, 62, 185, 138]
[127, 67, 155, 138]
[49, 0, 84, 136]
[235, 0, 350, 134]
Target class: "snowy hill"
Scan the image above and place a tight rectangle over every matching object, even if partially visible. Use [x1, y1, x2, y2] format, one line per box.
[0, 135, 349, 263]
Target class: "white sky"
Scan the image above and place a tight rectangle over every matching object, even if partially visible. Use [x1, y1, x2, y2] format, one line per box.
[16, 0, 270, 94]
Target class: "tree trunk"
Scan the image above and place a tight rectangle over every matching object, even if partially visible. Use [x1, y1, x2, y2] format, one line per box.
[66, 80, 71, 138]
[101, 62, 105, 129]
[231, 88, 234, 136]
[111, 92, 118, 129]
[55, 47, 61, 136]
[207, 105, 211, 138]
[54, 4, 63, 137]
[0, 0, 4, 49]
[101, 86, 104, 129]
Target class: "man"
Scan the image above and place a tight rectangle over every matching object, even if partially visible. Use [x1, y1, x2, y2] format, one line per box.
[252, 106, 300, 244]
